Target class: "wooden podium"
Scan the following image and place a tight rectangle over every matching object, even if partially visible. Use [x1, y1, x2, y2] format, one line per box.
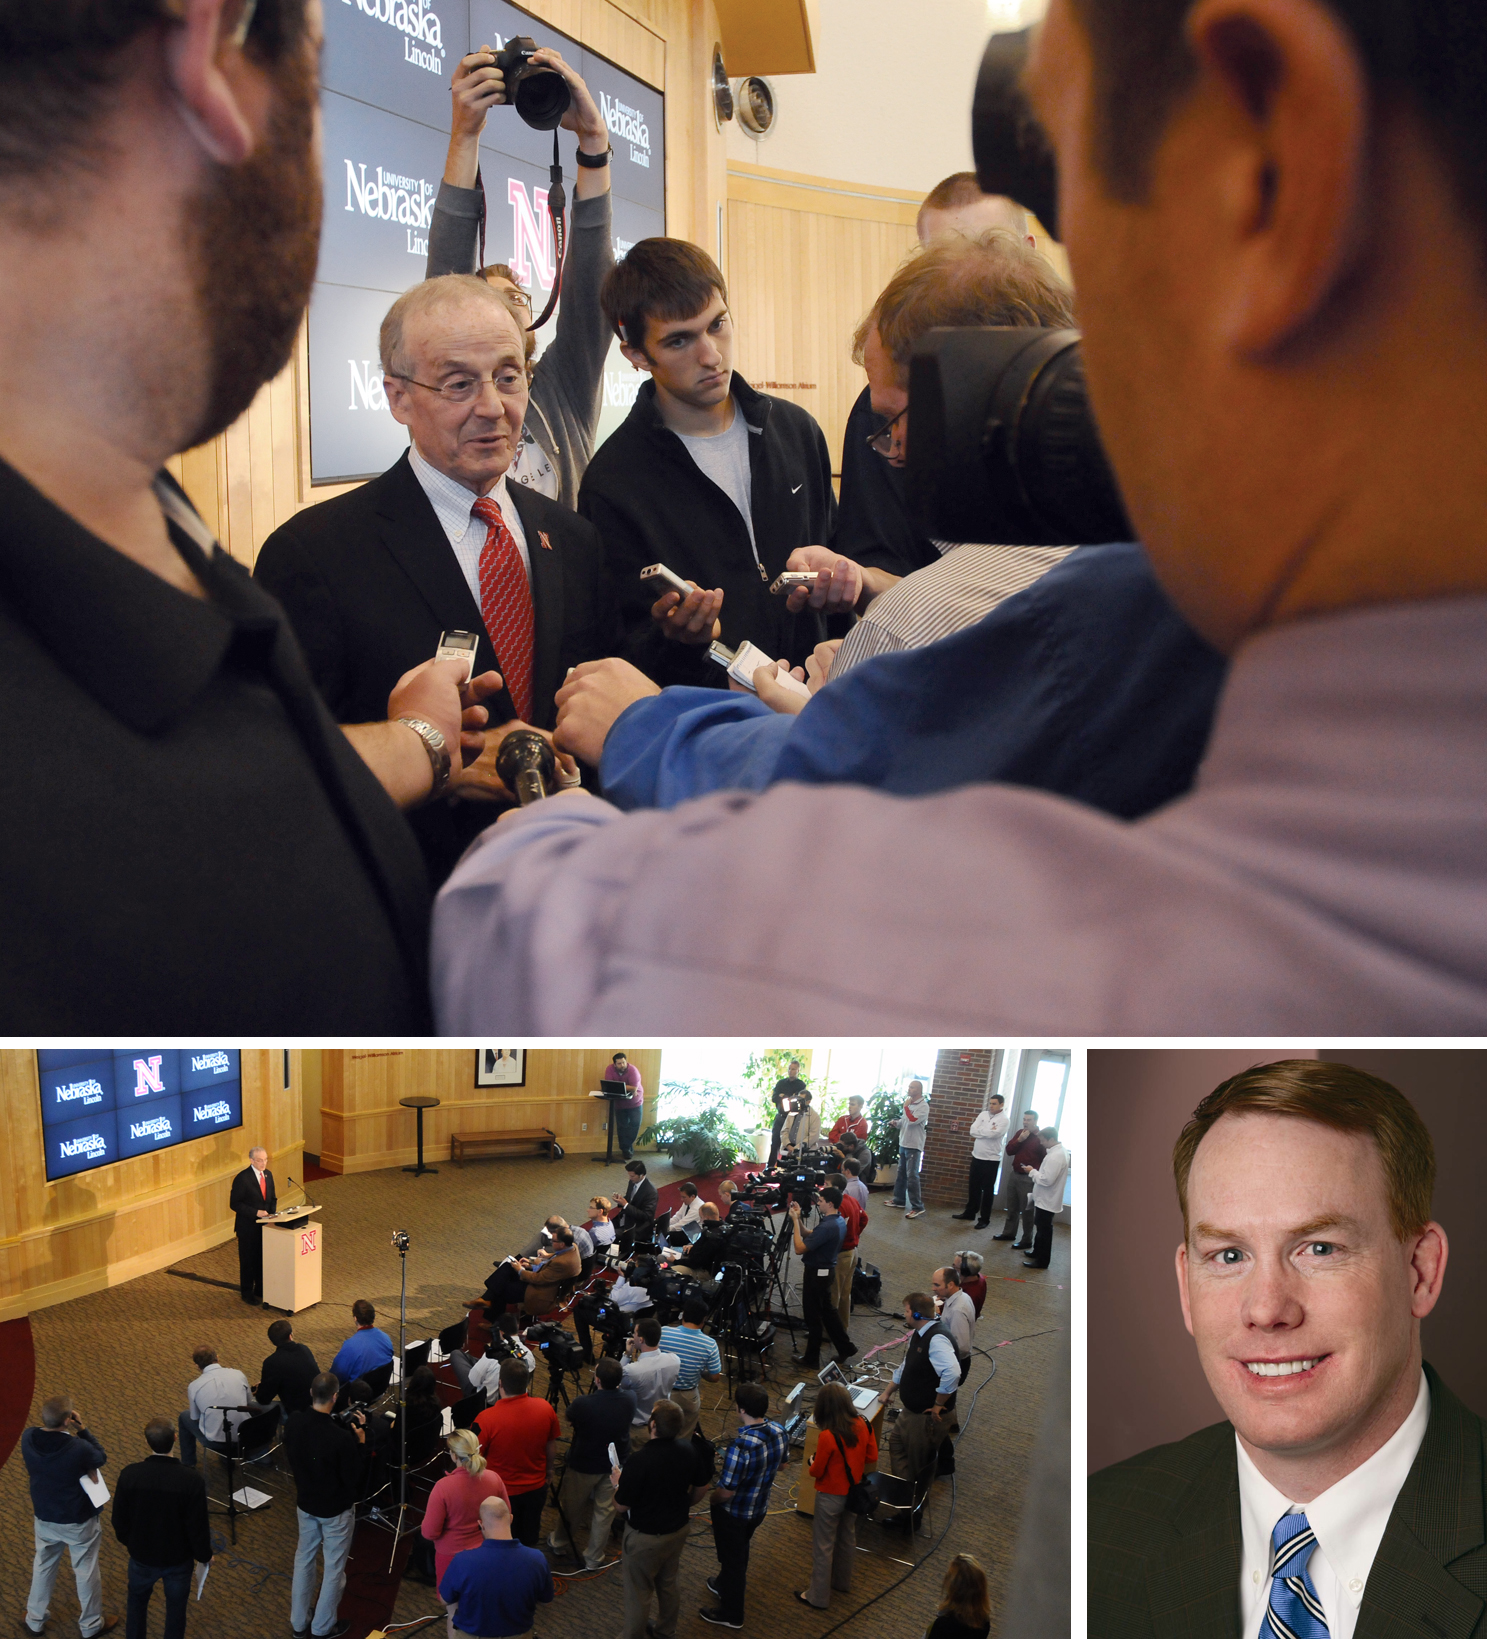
[262, 1209, 323, 1314]
[795, 1390, 884, 1516]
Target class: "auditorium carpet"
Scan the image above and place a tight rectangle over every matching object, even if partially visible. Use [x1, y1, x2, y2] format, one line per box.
[0, 1153, 1068, 1639]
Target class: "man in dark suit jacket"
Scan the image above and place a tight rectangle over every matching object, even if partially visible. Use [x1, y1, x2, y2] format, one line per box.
[228, 1148, 276, 1305]
[111, 1417, 212, 1639]
[255, 276, 618, 887]
[1090, 1061, 1478, 1639]
[615, 1161, 658, 1252]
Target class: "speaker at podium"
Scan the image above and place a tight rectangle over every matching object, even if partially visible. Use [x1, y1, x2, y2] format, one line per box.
[261, 1205, 324, 1313]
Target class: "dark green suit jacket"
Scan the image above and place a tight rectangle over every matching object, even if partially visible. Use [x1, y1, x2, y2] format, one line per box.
[1090, 1364, 1487, 1638]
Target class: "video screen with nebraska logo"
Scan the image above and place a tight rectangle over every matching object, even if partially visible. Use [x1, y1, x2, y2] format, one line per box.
[36, 1050, 243, 1182]
[309, 0, 666, 483]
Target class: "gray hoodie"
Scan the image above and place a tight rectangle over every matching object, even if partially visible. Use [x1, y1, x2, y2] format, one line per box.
[426, 181, 615, 511]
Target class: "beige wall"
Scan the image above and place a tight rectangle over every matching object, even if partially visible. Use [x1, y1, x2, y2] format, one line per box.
[725, 162, 919, 480]
[317, 1048, 665, 1174]
[165, 0, 728, 569]
[0, 1050, 304, 1323]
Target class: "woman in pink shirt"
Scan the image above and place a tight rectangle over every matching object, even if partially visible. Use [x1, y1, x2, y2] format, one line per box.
[420, 1427, 510, 1584]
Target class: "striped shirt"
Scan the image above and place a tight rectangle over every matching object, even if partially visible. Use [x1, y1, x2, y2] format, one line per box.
[659, 1324, 722, 1391]
[832, 542, 1073, 678]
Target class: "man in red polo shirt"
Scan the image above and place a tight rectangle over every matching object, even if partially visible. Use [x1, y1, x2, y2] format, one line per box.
[474, 1359, 560, 1547]
[827, 1096, 869, 1149]
[825, 1172, 867, 1338]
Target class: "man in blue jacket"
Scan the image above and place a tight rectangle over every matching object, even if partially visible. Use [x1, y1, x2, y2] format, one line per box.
[22, 1394, 118, 1636]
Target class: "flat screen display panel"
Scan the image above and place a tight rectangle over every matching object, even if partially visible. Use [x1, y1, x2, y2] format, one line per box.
[37, 1050, 242, 1182]
[310, 0, 665, 483]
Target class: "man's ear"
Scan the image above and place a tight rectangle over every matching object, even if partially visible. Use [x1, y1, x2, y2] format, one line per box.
[618, 339, 654, 376]
[163, 0, 264, 165]
[1176, 1240, 1196, 1338]
[1184, 0, 1370, 356]
[383, 373, 415, 428]
[1407, 1222, 1449, 1321]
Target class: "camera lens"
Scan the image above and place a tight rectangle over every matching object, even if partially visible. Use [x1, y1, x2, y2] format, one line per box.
[907, 326, 1133, 547]
[513, 65, 570, 131]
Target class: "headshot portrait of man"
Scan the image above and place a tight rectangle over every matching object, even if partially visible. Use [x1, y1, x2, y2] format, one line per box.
[1089, 1057, 1486, 1638]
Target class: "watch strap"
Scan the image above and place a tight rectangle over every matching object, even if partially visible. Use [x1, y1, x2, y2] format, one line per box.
[575, 145, 613, 169]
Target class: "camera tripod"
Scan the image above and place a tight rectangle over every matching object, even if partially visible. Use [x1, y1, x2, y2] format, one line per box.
[364, 1228, 423, 1573]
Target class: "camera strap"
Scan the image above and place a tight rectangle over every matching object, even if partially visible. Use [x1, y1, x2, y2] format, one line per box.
[472, 128, 568, 332]
[528, 129, 568, 332]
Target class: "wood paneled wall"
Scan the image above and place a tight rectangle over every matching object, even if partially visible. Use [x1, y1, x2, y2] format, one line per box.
[318, 1048, 665, 1174]
[166, 0, 727, 568]
[0, 1051, 304, 1322]
[724, 160, 1073, 482]
[725, 162, 921, 481]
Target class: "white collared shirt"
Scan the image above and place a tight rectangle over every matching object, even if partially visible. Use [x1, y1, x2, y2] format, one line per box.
[408, 443, 530, 611]
[970, 1107, 1009, 1160]
[1030, 1143, 1069, 1212]
[1239, 1370, 1430, 1639]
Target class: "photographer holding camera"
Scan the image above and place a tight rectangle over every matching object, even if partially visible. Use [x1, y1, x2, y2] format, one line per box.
[285, 1373, 365, 1639]
[788, 1189, 857, 1371]
[426, 39, 616, 509]
[766, 1061, 808, 1168]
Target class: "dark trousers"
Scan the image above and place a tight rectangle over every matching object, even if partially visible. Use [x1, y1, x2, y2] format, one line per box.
[484, 1262, 526, 1311]
[1030, 1207, 1055, 1268]
[767, 1112, 786, 1167]
[127, 1558, 191, 1639]
[236, 1228, 262, 1301]
[800, 1266, 852, 1363]
[963, 1158, 999, 1223]
[615, 1105, 643, 1158]
[509, 1484, 546, 1547]
[710, 1500, 763, 1620]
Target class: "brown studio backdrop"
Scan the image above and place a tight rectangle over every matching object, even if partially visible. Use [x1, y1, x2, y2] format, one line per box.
[1087, 1048, 1487, 1474]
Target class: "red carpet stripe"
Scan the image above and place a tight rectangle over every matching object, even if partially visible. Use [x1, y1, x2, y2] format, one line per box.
[0, 1317, 36, 1473]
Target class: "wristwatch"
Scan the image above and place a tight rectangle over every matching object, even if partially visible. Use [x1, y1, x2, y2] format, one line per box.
[575, 144, 613, 169]
[397, 715, 451, 796]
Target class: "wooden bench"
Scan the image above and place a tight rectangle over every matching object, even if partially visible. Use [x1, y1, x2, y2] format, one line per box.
[450, 1127, 559, 1165]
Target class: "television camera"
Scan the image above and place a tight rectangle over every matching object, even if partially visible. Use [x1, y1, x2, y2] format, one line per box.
[906, 27, 1133, 550]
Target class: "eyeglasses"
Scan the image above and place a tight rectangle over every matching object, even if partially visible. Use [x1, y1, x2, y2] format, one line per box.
[865, 406, 908, 457]
[389, 369, 530, 405]
[504, 288, 533, 312]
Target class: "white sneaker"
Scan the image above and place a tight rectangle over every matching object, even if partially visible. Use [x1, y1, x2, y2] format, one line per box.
[905, 1208, 925, 1219]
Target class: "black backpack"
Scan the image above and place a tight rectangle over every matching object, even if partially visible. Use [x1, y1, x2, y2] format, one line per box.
[852, 1262, 882, 1308]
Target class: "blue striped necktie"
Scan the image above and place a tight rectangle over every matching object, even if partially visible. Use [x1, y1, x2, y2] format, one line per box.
[1262, 1512, 1330, 1639]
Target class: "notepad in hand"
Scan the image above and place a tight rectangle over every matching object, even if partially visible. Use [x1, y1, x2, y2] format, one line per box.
[78, 1471, 109, 1508]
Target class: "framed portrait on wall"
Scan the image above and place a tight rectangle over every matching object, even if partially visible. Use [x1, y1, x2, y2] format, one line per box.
[475, 1049, 525, 1088]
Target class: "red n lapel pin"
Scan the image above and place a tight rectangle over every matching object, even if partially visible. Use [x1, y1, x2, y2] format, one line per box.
[539, 531, 553, 552]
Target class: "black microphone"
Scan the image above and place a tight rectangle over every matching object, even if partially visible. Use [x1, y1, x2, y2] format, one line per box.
[496, 729, 557, 806]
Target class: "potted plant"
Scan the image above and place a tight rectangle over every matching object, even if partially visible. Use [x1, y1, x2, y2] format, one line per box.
[866, 1084, 903, 1185]
[639, 1079, 757, 1176]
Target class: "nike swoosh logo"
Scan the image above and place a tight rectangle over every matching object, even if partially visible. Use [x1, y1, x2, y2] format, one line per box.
[791, 483, 803, 494]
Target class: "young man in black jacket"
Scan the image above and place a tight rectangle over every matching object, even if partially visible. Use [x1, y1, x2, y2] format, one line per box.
[111, 1418, 212, 1639]
[578, 239, 837, 688]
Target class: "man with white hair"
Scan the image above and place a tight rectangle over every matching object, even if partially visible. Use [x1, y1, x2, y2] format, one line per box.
[255, 275, 617, 886]
[228, 1146, 277, 1305]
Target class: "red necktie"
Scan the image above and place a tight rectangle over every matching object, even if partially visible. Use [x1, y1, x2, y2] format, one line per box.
[471, 496, 534, 722]
[257, 1170, 266, 1198]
